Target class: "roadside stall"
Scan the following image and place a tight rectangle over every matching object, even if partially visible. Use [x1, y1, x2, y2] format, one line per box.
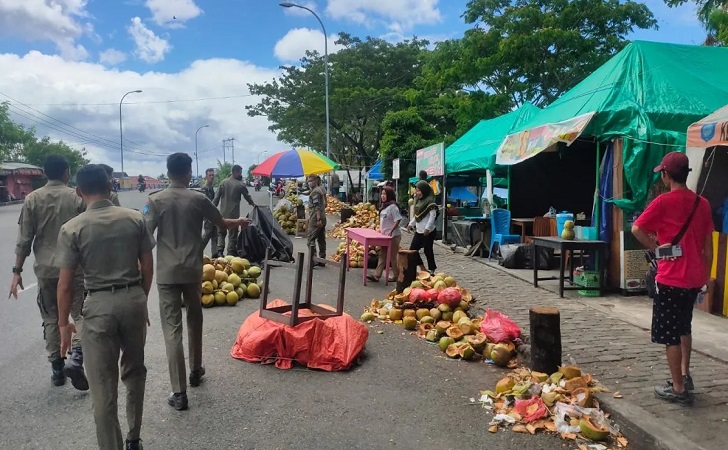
[0, 162, 44, 200]
[686, 105, 728, 315]
[488, 41, 728, 294]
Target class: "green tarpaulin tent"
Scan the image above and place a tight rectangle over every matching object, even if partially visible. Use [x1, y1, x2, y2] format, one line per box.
[496, 41, 728, 211]
[445, 103, 541, 175]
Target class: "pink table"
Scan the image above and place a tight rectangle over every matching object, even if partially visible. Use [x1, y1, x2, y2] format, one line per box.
[346, 227, 393, 286]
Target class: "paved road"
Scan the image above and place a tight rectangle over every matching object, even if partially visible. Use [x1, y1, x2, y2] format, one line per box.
[0, 189, 567, 450]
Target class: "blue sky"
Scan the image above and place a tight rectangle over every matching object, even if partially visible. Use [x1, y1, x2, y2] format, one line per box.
[0, 0, 709, 176]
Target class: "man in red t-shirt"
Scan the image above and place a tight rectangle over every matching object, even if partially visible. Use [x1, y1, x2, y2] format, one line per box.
[632, 151, 714, 406]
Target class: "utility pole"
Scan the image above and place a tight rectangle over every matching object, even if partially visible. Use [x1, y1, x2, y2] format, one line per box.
[222, 139, 226, 164]
[222, 138, 236, 165]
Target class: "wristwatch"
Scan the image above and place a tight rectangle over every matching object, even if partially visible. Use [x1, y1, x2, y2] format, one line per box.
[12, 267, 22, 274]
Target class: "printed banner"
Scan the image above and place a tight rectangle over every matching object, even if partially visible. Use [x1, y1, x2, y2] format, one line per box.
[496, 112, 596, 165]
[687, 120, 728, 148]
[416, 142, 445, 177]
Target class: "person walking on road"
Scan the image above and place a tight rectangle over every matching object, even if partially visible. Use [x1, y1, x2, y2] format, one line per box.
[368, 187, 401, 283]
[9, 154, 89, 390]
[55, 164, 156, 450]
[408, 180, 438, 274]
[200, 168, 218, 257]
[330, 172, 340, 197]
[144, 153, 251, 411]
[213, 164, 255, 256]
[307, 175, 327, 265]
[632, 152, 714, 406]
[100, 164, 121, 206]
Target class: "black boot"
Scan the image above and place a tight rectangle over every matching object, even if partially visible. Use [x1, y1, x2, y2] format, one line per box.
[125, 439, 143, 450]
[64, 348, 89, 391]
[168, 392, 188, 411]
[51, 358, 66, 386]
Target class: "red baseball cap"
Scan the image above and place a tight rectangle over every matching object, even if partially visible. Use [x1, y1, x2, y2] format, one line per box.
[653, 151, 689, 174]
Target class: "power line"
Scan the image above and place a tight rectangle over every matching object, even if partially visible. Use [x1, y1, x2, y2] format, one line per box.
[19, 93, 255, 107]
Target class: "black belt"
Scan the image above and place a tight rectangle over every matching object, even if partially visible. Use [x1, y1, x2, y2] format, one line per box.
[87, 281, 140, 294]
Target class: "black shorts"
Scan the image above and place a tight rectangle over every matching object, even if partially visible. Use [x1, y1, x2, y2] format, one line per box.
[651, 282, 699, 346]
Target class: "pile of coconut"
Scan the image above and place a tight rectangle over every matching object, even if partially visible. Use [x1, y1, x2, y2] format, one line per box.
[479, 365, 629, 448]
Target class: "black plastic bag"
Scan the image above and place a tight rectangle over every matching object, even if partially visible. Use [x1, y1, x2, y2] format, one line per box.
[237, 225, 270, 266]
[241, 206, 294, 263]
[521, 244, 553, 270]
[498, 244, 522, 269]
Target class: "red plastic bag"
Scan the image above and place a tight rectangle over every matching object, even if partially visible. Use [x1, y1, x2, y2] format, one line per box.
[514, 397, 548, 423]
[480, 308, 521, 343]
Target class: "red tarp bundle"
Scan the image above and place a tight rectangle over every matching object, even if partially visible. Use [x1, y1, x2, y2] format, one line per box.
[230, 300, 369, 371]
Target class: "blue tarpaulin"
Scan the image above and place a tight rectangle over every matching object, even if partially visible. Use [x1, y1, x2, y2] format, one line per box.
[447, 187, 478, 202]
[367, 160, 383, 180]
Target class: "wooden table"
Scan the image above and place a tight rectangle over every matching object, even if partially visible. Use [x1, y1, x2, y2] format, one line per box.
[346, 228, 393, 286]
[511, 218, 535, 242]
[532, 236, 608, 298]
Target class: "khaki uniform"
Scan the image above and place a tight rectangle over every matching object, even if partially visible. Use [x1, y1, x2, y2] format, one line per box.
[15, 180, 86, 362]
[199, 183, 218, 257]
[213, 177, 254, 255]
[56, 199, 156, 450]
[307, 185, 327, 258]
[110, 191, 121, 206]
[144, 183, 223, 394]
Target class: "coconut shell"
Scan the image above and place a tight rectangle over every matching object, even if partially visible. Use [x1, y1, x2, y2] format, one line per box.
[579, 417, 609, 441]
[564, 376, 588, 392]
[435, 321, 451, 334]
[571, 387, 593, 408]
[445, 325, 465, 340]
[445, 344, 461, 358]
[558, 365, 582, 380]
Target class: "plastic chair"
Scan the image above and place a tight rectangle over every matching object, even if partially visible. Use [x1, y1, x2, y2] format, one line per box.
[488, 209, 521, 260]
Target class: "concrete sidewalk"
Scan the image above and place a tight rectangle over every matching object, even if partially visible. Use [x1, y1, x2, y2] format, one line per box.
[420, 236, 727, 450]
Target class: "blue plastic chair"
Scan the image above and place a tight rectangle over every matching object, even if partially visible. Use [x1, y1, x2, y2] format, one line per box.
[488, 209, 521, 260]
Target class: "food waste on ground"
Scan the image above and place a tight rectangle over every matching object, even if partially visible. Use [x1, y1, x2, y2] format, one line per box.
[478, 365, 630, 449]
[273, 194, 304, 235]
[328, 202, 380, 239]
[325, 195, 344, 214]
[358, 272, 520, 365]
[201, 255, 262, 307]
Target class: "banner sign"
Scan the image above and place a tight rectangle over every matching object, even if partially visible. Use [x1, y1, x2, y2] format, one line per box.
[496, 112, 596, 165]
[415, 142, 445, 177]
[392, 158, 400, 180]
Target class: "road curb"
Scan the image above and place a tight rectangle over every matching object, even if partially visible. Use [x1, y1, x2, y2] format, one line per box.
[597, 395, 708, 450]
[0, 200, 23, 207]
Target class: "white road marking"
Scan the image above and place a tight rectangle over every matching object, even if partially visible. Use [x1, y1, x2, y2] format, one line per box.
[18, 282, 37, 294]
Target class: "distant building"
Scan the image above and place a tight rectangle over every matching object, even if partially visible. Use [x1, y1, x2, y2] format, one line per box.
[0, 162, 44, 201]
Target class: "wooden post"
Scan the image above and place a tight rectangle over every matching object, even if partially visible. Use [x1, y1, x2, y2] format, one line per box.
[396, 249, 419, 293]
[528, 307, 562, 375]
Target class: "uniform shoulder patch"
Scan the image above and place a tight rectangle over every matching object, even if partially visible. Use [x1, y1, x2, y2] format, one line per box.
[142, 202, 150, 215]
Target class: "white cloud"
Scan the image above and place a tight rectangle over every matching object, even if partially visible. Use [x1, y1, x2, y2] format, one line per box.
[282, 1, 319, 17]
[128, 17, 171, 63]
[145, 0, 202, 27]
[0, 51, 283, 177]
[274, 28, 343, 62]
[326, 0, 441, 28]
[0, 0, 91, 60]
[99, 49, 127, 65]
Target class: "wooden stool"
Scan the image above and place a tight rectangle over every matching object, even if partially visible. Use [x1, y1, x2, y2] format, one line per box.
[296, 219, 308, 237]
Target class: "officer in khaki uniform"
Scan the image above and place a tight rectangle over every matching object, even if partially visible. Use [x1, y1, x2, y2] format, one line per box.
[307, 175, 327, 262]
[199, 168, 218, 257]
[9, 154, 88, 390]
[56, 164, 155, 450]
[213, 164, 255, 256]
[144, 153, 250, 411]
[100, 164, 122, 206]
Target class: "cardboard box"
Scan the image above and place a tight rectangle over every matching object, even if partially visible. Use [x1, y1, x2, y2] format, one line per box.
[695, 279, 722, 315]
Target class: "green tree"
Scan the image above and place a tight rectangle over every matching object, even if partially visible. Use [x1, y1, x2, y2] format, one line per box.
[428, 0, 657, 107]
[1, 102, 88, 174]
[247, 34, 430, 168]
[215, 161, 232, 187]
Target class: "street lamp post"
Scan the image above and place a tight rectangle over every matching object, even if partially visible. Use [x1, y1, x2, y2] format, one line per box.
[195, 125, 210, 179]
[119, 90, 142, 176]
[257, 151, 268, 165]
[279, 2, 331, 164]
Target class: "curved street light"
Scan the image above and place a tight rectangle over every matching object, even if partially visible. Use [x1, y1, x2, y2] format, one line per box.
[257, 151, 268, 165]
[279, 2, 330, 164]
[119, 90, 142, 175]
[195, 125, 210, 179]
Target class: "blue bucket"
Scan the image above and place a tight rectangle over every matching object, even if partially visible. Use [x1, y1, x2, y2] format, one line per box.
[556, 212, 574, 236]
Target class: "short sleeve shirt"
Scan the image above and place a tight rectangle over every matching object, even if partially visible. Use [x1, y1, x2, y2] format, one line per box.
[380, 204, 402, 237]
[144, 185, 223, 284]
[56, 200, 156, 290]
[634, 189, 714, 288]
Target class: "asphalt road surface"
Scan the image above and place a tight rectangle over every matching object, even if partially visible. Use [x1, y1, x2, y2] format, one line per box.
[0, 188, 567, 450]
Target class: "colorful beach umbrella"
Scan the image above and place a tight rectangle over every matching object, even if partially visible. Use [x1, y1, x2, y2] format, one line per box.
[252, 149, 339, 177]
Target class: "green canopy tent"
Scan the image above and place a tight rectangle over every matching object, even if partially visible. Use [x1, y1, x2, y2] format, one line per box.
[494, 41, 728, 214]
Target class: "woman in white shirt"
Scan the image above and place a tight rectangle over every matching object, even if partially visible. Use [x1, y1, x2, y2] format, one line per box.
[408, 180, 438, 274]
[368, 187, 401, 282]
